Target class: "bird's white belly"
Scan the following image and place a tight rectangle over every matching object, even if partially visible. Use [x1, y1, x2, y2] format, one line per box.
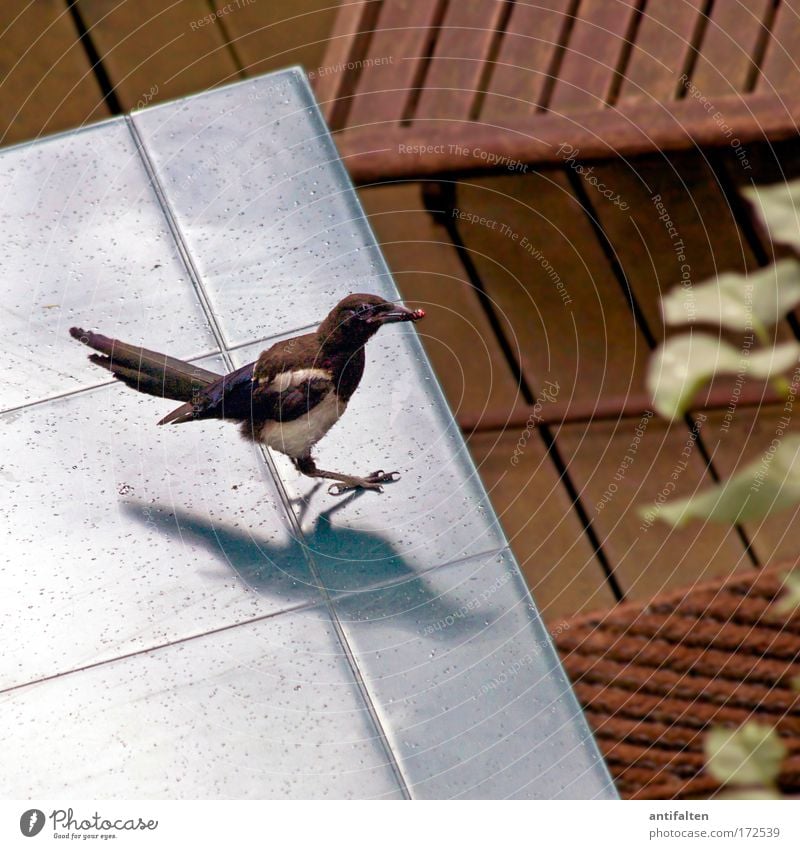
[259, 393, 345, 457]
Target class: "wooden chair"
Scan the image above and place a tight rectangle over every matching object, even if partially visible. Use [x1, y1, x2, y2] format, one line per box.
[313, 0, 800, 184]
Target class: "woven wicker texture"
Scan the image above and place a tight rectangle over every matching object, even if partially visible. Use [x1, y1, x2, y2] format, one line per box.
[555, 562, 800, 799]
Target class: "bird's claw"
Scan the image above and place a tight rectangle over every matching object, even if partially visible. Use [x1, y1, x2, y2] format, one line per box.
[327, 470, 401, 496]
[368, 470, 401, 484]
[328, 482, 361, 496]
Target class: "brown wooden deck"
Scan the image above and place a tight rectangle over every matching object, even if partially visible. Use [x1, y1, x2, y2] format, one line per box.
[4, 1, 800, 631]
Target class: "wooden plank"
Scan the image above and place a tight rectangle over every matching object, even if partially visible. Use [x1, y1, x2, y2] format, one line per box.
[689, 0, 772, 95]
[721, 135, 800, 277]
[617, 0, 705, 102]
[345, 0, 444, 127]
[77, 0, 240, 111]
[0, 0, 108, 145]
[455, 171, 651, 409]
[548, 0, 640, 111]
[702, 406, 800, 566]
[586, 151, 757, 339]
[555, 416, 753, 601]
[222, 0, 339, 86]
[479, 0, 574, 119]
[723, 135, 800, 206]
[414, 0, 508, 121]
[468, 429, 615, 623]
[603, 2, 767, 336]
[592, 1, 792, 377]
[572, 61, 789, 567]
[358, 183, 520, 425]
[459, 382, 785, 433]
[477, 0, 755, 589]
[333, 90, 800, 183]
[547, 17, 764, 594]
[311, 0, 374, 123]
[758, 0, 800, 93]
[578, 152, 795, 430]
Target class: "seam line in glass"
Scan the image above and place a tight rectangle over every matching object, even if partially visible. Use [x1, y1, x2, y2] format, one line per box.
[0, 598, 324, 697]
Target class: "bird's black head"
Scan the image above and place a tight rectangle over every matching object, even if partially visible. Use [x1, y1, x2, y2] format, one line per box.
[317, 293, 425, 351]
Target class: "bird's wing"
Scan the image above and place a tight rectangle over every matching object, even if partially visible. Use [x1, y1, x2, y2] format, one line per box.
[159, 347, 336, 427]
[158, 361, 257, 425]
[252, 370, 335, 423]
[248, 334, 336, 423]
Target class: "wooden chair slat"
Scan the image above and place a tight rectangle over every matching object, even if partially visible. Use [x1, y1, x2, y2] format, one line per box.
[0, 0, 108, 144]
[222, 0, 339, 92]
[312, 0, 376, 124]
[688, 0, 773, 95]
[548, 0, 641, 111]
[757, 0, 800, 93]
[467, 429, 616, 623]
[345, 0, 445, 126]
[583, 151, 796, 464]
[335, 89, 800, 183]
[617, 0, 705, 103]
[455, 172, 651, 409]
[555, 418, 753, 602]
[479, 0, 574, 120]
[320, 1, 800, 176]
[359, 183, 521, 419]
[414, 0, 509, 121]
[585, 153, 758, 338]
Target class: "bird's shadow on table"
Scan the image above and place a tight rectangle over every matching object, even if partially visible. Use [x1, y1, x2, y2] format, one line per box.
[124, 492, 493, 642]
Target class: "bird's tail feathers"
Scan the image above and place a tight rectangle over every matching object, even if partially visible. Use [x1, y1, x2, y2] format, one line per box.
[70, 327, 221, 403]
[156, 401, 198, 426]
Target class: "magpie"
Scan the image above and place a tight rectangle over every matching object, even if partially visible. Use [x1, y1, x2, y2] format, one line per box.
[70, 293, 425, 495]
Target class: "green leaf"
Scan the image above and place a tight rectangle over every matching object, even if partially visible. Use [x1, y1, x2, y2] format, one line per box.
[715, 787, 783, 800]
[705, 723, 786, 788]
[774, 570, 800, 615]
[662, 259, 800, 334]
[641, 435, 800, 527]
[743, 181, 800, 252]
[646, 333, 800, 420]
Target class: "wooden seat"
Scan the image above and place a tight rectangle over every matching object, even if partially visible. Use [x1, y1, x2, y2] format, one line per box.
[314, 0, 800, 183]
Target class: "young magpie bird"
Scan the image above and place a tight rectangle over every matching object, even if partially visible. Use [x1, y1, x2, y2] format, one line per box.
[70, 293, 425, 495]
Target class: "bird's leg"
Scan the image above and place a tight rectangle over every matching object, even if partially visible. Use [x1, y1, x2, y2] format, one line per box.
[292, 455, 400, 496]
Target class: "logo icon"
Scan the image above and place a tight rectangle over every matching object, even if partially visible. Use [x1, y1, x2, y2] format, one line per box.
[19, 809, 45, 837]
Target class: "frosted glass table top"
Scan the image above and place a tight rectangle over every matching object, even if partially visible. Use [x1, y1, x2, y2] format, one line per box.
[0, 68, 616, 800]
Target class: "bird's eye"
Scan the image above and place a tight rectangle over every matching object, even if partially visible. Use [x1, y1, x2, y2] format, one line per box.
[357, 303, 371, 315]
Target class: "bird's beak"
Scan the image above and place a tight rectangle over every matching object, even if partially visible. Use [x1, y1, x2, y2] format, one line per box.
[369, 304, 426, 325]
